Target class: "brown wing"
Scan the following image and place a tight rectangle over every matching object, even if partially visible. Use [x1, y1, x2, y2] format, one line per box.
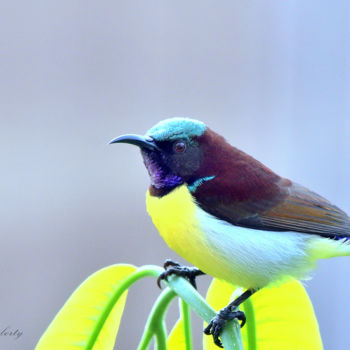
[193, 179, 350, 238]
[257, 182, 350, 237]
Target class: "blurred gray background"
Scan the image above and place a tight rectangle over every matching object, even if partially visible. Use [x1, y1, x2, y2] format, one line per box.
[1, 1, 349, 349]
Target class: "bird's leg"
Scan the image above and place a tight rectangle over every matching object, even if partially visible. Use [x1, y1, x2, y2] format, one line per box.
[204, 288, 256, 348]
[157, 259, 205, 289]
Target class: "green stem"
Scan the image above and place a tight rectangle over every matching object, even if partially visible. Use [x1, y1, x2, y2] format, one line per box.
[165, 275, 244, 350]
[154, 321, 168, 350]
[242, 298, 257, 350]
[138, 288, 177, 350]
[137, 329, 153, 350]
[180, 299, 193, 350]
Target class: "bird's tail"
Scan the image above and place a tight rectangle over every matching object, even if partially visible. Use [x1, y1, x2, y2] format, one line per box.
[308, 236, 350, 260]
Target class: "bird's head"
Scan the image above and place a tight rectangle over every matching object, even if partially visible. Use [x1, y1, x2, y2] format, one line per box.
[110, 118, 223, 195]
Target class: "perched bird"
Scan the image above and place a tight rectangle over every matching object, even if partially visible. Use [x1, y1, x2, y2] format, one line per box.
[110, 118, 350, 347]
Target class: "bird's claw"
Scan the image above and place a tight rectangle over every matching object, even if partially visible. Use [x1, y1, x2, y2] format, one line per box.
[157, 259, 202, 289]
[157, 269, 174, 288]
[163, 259, 181, 269]
[204, 308, 246, 348]
[204, 316, 225, 348]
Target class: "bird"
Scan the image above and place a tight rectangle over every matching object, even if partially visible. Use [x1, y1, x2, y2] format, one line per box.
[110, 117, 350, 347]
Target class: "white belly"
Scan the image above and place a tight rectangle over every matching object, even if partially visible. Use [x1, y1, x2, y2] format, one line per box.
[196, 208, 316, 288]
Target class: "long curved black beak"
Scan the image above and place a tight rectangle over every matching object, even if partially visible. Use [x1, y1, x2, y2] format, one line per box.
[109, 134, 160, 151]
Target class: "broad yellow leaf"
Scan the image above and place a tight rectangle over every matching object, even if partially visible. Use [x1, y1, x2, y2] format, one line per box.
[36, 264, 136, 350]
[168, 318, 186, 350]
[204, 278, 323, 350]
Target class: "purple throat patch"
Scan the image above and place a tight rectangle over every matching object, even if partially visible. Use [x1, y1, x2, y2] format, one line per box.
[142, 150, 183, 189]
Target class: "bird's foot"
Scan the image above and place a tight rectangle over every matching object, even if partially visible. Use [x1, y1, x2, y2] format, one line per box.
[157, 259, 204, 289]
[204, 307, 246, 348]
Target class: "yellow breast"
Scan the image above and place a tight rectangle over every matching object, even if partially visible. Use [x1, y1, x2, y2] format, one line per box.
[145, 184, 209, 266]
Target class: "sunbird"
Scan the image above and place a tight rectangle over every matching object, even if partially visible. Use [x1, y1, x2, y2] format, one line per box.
[110, 118, 350, 347]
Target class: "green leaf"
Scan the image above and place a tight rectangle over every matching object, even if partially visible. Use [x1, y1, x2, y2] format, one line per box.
[204, 278, 323, 350]
[35, 264, 136, 350]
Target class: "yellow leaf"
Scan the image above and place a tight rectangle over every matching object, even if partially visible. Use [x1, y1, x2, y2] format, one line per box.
[36, 264, 136, 350]
[168, 318, 186, 350]
[204, 278, 323, 350]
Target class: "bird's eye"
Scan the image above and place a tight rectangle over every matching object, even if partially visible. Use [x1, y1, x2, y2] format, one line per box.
[173, 141, 186, 153]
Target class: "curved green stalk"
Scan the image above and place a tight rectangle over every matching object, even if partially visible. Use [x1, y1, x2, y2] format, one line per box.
[180, 299, 193, 350]
[86, 265, 163, 349]
[165, 275, 243, 350]
[155, 321, 168, 350]
[242, 298, 257, 350]
[134, 267, 242, 349]
[84, 264, 242, 350]
[138, 288, 177, 350]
